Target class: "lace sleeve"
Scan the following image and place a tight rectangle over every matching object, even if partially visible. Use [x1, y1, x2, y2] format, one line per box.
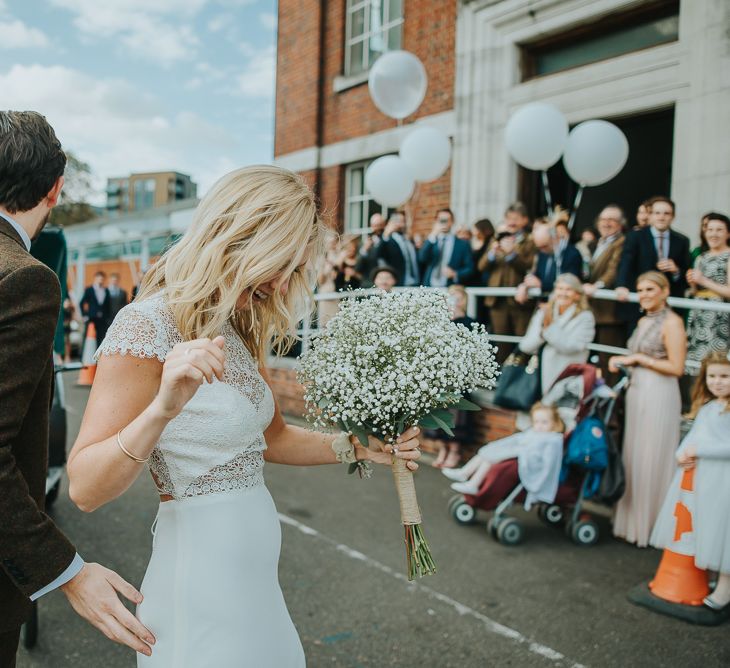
[95, 297, 177, 363]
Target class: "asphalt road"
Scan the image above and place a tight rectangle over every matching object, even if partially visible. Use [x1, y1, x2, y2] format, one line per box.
[17, 376, 730, 668]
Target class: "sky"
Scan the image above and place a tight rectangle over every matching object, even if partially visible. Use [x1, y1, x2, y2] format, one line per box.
[0, 0, 277, 204]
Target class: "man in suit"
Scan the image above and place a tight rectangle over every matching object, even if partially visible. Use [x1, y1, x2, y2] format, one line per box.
[374, 211, 420, 287]
[616, 196, 690, 334]
[583, 205, 627, 379]
[418, 209, 474, 287]
[80, 271, 111, 347]
[0, 111, 154, 665]
[519, 220, 583, 298]
[355, 213, 386, 287]
[107, 272, 128, 322]
[479, 202, 536, 363]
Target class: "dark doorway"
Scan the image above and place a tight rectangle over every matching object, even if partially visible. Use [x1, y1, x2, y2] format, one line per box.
[519, 106, 674, 235]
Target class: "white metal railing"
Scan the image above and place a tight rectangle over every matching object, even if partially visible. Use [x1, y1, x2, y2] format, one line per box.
[294, 286, 729, 370]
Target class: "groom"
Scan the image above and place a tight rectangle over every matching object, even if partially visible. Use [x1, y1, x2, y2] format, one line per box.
[0, 111, 154, 665]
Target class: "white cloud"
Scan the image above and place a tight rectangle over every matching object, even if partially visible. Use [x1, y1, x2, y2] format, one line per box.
[258, 12, 277, 31]
[49, 0, 206, 65]
[0, 19, 50, 49]
[207, 13, 231, 32]
[236, 44, 275, 99]
[0, 64, 245, 201]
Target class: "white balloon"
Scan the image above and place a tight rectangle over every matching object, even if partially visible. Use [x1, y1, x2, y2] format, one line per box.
[368, 50, 427, 120]
[365, 156, 415, 207]
[399, 126, 451, 182]
[504, 103, 568, 170]
[563, 120, 629, 186]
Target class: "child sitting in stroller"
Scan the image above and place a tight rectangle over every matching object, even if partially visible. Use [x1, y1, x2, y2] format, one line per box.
[442, 403, 565, 500]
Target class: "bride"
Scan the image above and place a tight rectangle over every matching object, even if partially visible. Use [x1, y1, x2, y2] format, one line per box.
[66, 166, 421, 666]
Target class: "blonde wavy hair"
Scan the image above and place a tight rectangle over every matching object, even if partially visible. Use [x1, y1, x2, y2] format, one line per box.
[137, 165, 328, 360]
[542, 273, 589, 327]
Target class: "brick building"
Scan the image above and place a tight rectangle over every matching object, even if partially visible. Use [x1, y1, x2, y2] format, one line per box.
[274, 0, 730, 240]
[274, 0, 457, 237]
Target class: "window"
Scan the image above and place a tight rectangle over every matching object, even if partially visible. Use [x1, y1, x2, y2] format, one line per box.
[345, 0, 404, 77]
[133, 178, 156, 210]
[521, 0, 679, 80]
[344, 160, 392, 235]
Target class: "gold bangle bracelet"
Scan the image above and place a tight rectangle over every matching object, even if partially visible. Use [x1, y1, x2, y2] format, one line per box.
[116, 428, 149, 464]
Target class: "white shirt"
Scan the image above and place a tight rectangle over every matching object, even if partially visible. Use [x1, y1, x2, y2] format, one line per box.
[0, 213, 86, 598]
[0, 211, 31, 251]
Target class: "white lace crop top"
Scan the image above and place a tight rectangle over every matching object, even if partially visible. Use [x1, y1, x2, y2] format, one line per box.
[96, 294, 275, 500]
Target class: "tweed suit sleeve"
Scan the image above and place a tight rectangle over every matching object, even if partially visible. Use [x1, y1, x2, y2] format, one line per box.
[0, 264, 76, 597]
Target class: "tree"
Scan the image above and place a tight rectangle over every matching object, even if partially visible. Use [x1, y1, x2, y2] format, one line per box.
[52, 152, 97, 227]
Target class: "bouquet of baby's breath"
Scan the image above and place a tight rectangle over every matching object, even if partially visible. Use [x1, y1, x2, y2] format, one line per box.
[297, 289, 498, 579]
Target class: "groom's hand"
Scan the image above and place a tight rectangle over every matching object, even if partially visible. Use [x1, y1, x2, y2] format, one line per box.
[61, 562, 156, 656]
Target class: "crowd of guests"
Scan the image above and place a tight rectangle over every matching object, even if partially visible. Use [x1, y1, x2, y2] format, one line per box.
[318, 197, 729, 375]
[316, 198, 730, 566]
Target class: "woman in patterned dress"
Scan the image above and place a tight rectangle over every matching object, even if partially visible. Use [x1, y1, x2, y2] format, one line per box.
[686, 213, 730, 370]
[609, 271, 686, 547]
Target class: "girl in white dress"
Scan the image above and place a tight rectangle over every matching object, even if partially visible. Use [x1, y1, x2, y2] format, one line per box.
[650, 349, 730, 611]
[66, 166, 422, 665]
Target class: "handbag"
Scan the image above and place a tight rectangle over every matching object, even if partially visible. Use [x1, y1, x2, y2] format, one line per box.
[596, 428, 625, 504]
[493, 351, 541, 411]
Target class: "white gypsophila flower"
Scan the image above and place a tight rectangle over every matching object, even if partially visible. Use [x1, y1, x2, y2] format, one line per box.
[298, 289, 499, 438]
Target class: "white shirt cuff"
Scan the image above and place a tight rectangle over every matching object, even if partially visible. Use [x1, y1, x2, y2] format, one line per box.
[30, 553, 84, 601]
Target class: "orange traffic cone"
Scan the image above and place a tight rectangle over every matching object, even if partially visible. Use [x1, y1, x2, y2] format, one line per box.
[628, 467, 724, 624]
[77, 322, 98, 386]
[648, 468, 709, 605]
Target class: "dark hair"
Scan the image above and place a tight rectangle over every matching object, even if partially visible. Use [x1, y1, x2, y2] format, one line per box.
[0, 111, 66, 214]
[94, 271, 106, 278]
[505, 201, 529, 219]
[110, 272, 120, 279]
[647, 196, 676, 215]
[704, 212, 730, 233]
[370, 265, 399, 283]
[437, 208, 454, 220]
[473, 217, 494, 242]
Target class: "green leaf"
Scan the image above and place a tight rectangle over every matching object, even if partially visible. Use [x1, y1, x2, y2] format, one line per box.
[456, 397, 481, 411]
[347, 462, 359, 475]
[432, 413, 455, 436]
[431, 408, 455, 426]
[395, 416, 406, 436]
[317, 396, 330, 409]
[417, 415, 440, 429]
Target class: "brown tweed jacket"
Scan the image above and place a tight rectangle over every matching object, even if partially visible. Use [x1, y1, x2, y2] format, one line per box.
[0, 219, 76, 631]
[587, 234, 625, 325]
[478, 234, 536, 308]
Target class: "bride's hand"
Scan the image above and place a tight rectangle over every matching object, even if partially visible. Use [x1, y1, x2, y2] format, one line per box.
[355, 426, 421, 471]
[151, 337, 226, 419]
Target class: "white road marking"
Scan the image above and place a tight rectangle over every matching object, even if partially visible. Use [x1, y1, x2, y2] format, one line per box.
[279, 513, 586, 667]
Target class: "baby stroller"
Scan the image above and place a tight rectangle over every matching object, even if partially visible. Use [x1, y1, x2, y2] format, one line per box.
[447, 363, 629, 547]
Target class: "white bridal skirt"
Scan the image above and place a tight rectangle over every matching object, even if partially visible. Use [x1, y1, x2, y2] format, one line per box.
[137, 485, 305, 667]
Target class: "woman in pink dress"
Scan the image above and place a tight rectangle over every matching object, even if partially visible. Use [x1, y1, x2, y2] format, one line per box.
[609, 271, 686, 546]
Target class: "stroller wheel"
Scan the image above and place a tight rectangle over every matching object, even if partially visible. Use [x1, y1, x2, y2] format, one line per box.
[487, 516, 501, 538]
[447, 494, 464, 515]
[451, 501, 477, 525]
[538, 504, 564, 527]
[496, 518, 524, 546]
[571, 519, 599, 546]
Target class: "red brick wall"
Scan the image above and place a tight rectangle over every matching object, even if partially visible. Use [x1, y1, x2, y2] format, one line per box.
[265, 365, 517, 459]
[275, 0, 457, 233]
[275, 1, 323, 156]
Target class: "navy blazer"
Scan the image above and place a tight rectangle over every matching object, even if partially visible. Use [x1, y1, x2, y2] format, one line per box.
[80, 286, 111, 321]
[374, 236, 420, 286]
[418, 235, 475, 286]
[616, 226, 690, 297]
[534, 244, 583, 294]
